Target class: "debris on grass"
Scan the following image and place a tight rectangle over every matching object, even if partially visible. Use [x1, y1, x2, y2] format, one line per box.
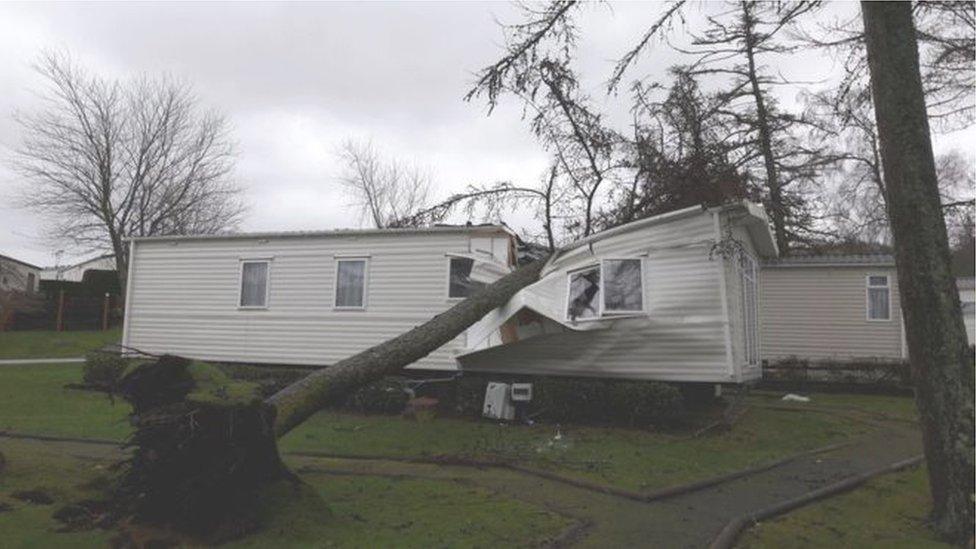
[53, 500, 116, 532]
[11, 489, 54, 505]
[782, 394, 811, 403]
[403, 396, 439, 422]
[535, 427, 571, 454]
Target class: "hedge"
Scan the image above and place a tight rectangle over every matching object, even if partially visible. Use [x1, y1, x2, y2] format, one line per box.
[454, 374, 686, 428]
[82, 351, 129, 388]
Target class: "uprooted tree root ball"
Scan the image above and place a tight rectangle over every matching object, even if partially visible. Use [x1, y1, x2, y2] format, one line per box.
[113, 354, 327, 543]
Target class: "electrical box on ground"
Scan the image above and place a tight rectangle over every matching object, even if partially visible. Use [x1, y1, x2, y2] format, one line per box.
[482, 382, 515, 420]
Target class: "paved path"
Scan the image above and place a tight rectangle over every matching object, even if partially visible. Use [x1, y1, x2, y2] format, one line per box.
[289, 422, 922, 548]
[0, 357, 85, 365]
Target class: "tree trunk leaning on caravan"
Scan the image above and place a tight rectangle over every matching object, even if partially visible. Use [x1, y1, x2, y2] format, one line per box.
[861, 2, 975, 542]
[268, 255, 548, 437]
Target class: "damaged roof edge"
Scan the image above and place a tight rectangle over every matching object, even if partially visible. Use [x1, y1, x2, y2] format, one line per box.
[547, 200, 777, 268]
[725, 200, 779, 258]
[124, 224, 515, 243]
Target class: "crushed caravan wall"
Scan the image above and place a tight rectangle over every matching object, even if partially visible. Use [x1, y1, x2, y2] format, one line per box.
[459, 211, 738, 382]
[123, 231, 510, 369]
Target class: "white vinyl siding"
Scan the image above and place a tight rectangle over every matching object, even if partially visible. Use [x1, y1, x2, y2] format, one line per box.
[123, 230, 512, 370]
[761, 265, 904, 361]
[866, 275, 891, 321]
[462, 209, 749, 383]
[334, 258, 367, 309]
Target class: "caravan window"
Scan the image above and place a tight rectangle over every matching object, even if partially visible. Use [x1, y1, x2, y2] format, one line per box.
[867, 275, 891, 321]
[335, 259, 368, 309]
[603, 259, 643, 313]
[448, 257, 486, 298]
[239, 261, 269, 308]
[567, 266, 601, 320]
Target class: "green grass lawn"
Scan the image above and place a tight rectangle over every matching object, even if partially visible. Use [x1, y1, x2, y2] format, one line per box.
[737, 465, 950, 549]
[0, 363, 919, 494]
[0, 438, 570, 549]
[0, 363, 927, 547]
[0, 363, 129, 440]
[281, 390, 916, 492]
[0, 439, 117, 548]
[0, 329, 121, 359]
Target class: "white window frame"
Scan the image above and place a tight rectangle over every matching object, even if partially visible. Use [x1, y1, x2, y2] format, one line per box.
[736, 250, 760, 367]
[565, 263, 602, 321]
[334, 257, 369, 310]
[445, 255, 486, 301]
[601, 257, 646, 315]
[564, 258, 646, 322]
[238, 259, 271, 310]
[866, 274, 892, 321]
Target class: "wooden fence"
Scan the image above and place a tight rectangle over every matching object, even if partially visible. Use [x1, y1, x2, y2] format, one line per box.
[0, 290, 120, 331]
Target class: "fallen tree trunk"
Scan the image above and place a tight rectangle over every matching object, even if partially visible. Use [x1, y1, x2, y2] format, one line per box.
[269, 256, 548, 437]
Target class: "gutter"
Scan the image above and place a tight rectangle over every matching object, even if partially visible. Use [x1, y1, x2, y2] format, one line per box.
[124, 224, 515, 243]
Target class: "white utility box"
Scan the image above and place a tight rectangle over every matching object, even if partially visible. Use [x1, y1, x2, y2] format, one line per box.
[482, 382, 515, 420]
[510, 383, 533, 402]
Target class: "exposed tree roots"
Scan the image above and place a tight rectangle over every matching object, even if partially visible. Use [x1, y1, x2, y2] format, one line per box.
[113, 355, 312, 543]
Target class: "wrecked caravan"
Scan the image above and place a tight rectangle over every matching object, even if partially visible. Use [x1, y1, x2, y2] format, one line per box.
[458, 201, 778, 384]
[121, 201, 775, 382]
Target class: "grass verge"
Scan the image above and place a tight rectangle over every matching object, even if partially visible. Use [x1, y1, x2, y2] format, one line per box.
[0, 363, 919, 494]
[0, 438, 570, 548]
[0, 363, 129, 440]
[736, 465, 950, 548]
[0, 329, 121, 360]
[280, 391, 913, 493]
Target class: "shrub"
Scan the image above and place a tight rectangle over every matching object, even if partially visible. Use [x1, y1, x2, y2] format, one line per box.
[762, 357, 916, 394]
[83, 351, 128, 387]
[533, 377, 605, 423]
[452, 375, 490, 416]
[452, 374, 685, 428]
[216, 363, 310, 397]
[534, 378, 684, 428]
[346, 379, 410, 415]
[605, 380, 685, 427]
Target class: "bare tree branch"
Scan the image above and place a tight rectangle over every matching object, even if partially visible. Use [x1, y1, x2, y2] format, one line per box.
[12, 51, 244, 293]
[335, 139, 433, 229]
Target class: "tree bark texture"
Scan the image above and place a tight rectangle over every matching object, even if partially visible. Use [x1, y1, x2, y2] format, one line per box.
[268, 257, 549, 438]
[861, 2, 975, 541]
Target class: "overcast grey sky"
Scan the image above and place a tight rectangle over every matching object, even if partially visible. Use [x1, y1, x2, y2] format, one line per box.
[1, 1, 971, 267]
